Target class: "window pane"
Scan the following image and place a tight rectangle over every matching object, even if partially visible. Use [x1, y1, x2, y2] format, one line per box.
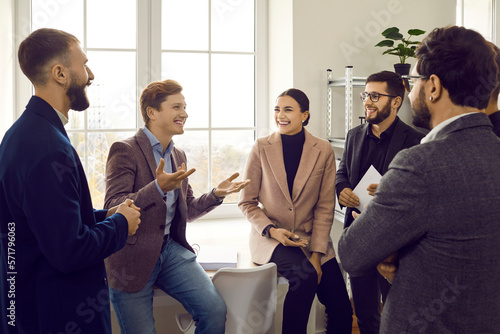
[211, 54, 254, 127]
[67, 110, 85, 130]
[86, 51, 137, 129]
[463, 0, 493, 41]
[162, 0, 208, 51]
[212, 130, 254, 204]
[211, 0, 254, 52]
[86, 132, 135, 209]
[68, 132, 85, 160]
[87, 0, 136, 49]
[31, 0, 84, 41]
[173, 131, 209, 196]
[162, 53, 209, 128]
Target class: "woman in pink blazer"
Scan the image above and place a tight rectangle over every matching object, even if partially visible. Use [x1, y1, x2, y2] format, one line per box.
[239, 89, 352, 333]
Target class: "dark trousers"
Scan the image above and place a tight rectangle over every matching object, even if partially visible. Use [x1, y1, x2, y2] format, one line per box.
[350, 268, 391, 334]
[270, 244, 353, 334]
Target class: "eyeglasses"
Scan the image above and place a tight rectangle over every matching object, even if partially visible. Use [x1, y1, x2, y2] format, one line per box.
[401, 75, 428, 92]
[360, 92, 397, 103]
[401, 75, 428, 85]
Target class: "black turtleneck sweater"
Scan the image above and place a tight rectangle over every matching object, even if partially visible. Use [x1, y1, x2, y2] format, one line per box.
[281, 128, 305, 197]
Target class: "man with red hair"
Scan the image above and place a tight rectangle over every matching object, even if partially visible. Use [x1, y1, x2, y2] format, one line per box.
[104, 79, 249, 334]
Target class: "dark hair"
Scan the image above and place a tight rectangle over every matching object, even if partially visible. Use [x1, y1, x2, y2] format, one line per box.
[140, 79, 183, 125]
[277, 88, 310, 126]
[489, 42, 500, 100]
[416, 26, 497, 109]
[18, 28, 79, 86]
[366, 71, 405, 110]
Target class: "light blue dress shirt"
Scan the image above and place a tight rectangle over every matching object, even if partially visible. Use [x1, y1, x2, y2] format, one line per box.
[143, 126, 178, 236]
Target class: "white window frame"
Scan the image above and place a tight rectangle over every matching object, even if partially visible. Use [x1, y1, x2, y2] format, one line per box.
[456, 0, 496, 43]
[13, 0, 269, 219]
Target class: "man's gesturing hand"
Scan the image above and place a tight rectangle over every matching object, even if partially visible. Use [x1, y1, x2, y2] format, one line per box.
[213, 172, 251, 198]
[156, 158, 196, 193]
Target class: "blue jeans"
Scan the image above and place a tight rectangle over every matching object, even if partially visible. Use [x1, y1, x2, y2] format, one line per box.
[109, 238, 226, 334]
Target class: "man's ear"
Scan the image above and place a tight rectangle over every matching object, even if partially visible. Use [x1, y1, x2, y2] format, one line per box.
[427, 74, 443, 102]
[51, 64, 67, 86]
[392, 96, 402, 109]
[147, 106, 156, 121]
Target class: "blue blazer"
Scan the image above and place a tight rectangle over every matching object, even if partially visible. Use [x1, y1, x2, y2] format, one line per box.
[336, 117, 424, 227]
[0, 96, 128, 334]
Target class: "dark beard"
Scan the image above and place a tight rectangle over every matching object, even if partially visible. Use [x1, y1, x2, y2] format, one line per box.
[66, 74, 90, 111]
[411, 87, 432, 129]
[366, 99, 392, 124]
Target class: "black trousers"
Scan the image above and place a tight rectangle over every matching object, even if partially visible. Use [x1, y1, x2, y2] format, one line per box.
[350, 267, 391, 334]
[270, 244, 353, 334]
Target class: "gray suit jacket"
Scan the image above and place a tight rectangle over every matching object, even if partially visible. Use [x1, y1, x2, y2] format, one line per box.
[338, 113, 500, 333]
[104, 129, 221, 292]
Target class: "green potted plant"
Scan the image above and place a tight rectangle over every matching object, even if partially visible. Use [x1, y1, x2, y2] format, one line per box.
[375, 27, 426, 75]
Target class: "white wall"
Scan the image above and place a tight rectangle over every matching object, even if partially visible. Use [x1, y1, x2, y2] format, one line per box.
[267, 0, 295, 132]
[269, 0, 457, 138]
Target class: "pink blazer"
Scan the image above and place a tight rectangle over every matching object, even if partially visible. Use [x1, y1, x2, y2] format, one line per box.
[239, 129, 337, 265]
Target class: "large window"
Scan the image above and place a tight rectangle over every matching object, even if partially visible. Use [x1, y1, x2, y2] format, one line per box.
[160, 0, 256, 205]
[28, 0, 264, 211]
[457, 0, 495, 42]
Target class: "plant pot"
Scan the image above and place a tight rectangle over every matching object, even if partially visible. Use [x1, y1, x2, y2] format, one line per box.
[394, 63, 411, 75]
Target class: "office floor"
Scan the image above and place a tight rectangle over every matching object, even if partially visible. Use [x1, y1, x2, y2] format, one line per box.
[351, 309, 361, 334]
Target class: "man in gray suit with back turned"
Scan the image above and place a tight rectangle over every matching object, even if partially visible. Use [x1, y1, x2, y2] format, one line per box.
[339, 25, 500, 333]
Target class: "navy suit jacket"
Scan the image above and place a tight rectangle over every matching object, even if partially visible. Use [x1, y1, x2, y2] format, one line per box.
[336, 117, 424, 227]
[0, 96, 128, 334]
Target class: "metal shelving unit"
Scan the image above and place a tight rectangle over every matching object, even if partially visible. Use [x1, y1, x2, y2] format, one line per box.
[326, 66, 366, 148]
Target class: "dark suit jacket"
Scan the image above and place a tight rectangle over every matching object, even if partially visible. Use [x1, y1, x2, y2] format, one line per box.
[0, 96, 128, 334]
[489, 110, 500, 137]
[104, 129, 221, 292]
[335, 117, 424, 227]
[339, 113, 500, 333]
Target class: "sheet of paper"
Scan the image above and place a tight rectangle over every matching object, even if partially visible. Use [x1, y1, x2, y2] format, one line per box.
[353, 165, 382, 212]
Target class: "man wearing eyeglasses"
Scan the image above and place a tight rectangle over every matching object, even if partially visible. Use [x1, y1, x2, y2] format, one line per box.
[339, 26, 500, 333]
[335, 70, 424, 334]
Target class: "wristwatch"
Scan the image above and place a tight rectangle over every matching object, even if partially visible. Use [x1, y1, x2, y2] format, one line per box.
[262, 224, 275, 238]
[211, 188, 225, 202]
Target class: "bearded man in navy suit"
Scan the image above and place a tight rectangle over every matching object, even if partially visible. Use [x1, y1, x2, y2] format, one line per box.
[0, 28, 141, 334]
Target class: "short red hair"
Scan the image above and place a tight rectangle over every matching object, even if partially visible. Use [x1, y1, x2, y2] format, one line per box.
[140, 79, 183, 125]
